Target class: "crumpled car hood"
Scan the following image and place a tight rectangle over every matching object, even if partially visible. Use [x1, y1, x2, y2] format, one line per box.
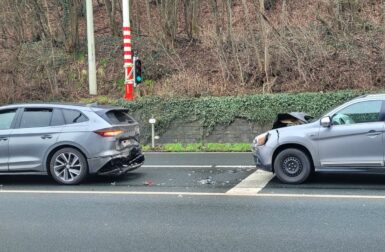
[272, 112, 313, 129]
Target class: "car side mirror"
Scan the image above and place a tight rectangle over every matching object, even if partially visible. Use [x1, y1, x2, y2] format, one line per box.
[320, 116, 331, 127]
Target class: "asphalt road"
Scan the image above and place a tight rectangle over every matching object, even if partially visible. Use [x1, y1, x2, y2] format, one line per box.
[2, 153, 385, 252]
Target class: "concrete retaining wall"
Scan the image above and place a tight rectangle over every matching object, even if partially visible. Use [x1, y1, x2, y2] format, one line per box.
[141, 119, 271, 144]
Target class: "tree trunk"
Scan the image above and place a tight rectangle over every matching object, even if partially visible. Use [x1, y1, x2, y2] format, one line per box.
[59, 0, 81, 53]
[225, 0, 233, 45]
[241, 0, 263, 72]
[183, 0, 200, 40]
[259, 0, 271, 93]
[104, 0, 119, 36]
[160, 0, 178, 48]
[209, 0, 221, 38]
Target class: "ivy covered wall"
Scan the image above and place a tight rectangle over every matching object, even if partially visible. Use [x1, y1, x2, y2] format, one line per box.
[86, 91, 364, 143]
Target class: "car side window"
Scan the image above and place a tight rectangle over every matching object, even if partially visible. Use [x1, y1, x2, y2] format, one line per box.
[62, 109, 88, 124]
[332, 100, 382, 125]
[0, 109, 17, 130]
[20, 108, 53, 128]
[51, 109, 66, 126]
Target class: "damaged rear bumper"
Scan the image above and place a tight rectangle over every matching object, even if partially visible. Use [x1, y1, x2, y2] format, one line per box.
[89, 147, 145, 176]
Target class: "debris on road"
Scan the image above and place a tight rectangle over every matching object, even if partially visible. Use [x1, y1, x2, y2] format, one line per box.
[144, 180, 154, 186]
[198, 176, 216, 185]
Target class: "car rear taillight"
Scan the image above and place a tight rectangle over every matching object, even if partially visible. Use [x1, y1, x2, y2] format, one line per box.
[95, 129, 125, 137]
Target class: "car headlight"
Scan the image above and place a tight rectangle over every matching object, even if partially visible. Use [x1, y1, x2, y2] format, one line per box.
[253, 132, 269, 146]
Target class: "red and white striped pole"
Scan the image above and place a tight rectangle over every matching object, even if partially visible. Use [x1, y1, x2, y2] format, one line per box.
[122, 0, 134, 100]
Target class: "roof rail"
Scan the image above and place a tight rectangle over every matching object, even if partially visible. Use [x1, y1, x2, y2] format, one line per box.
[353, 94, 367, 99]
[86, 102, 98, 107]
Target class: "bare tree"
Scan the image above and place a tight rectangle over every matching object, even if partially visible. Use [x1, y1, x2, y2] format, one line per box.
[104, 0, 119, 36]
[241, 0, 263, 73]
[259, 0, 272, 93]
[183, 0, 200, 40]
[160, 0, 179, 48]
[58, 0, 81, 53]
[225, 0, 233, 45]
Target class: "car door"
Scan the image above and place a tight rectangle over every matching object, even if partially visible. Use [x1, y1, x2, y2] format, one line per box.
[8, 108, 64, 172]
[0, 109, 18, 171]
[318, 100, 384, 169]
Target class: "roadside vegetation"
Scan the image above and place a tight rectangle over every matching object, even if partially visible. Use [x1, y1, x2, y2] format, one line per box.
[83, 90, 364, 143]
[1, 1, 385, 103]
[142, 143, 251, 152]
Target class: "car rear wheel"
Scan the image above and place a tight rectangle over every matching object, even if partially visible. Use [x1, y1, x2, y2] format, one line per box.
[274, 148, 311, 184]
[49, 148, 88, 185]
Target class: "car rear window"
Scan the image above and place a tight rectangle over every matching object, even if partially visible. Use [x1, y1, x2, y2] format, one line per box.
[104, 110, 135, 125]
[62, 109, 88, 124]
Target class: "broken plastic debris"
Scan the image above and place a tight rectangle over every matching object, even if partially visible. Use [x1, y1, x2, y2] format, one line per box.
[198, 176, 215, 185]
[144, 180, 154, 186]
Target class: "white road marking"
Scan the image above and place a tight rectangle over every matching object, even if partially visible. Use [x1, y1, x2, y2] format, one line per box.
[142, 165, 212, 168]
[142, 165, 255, 169]
[144, 152, 251, 154]
[0, 190, 223, 196]
[0, 190, 385, 200]
[216, 165, 256, 169]
[226, 170, 274, 195]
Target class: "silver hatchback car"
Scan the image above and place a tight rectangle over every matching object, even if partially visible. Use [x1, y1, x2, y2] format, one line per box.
[0, 103, 144, 184]
[252, 94, 385, 184]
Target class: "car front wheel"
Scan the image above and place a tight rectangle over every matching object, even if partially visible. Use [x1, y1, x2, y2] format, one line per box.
[49, 148, 88, 185]
[274, 148, 312, 184]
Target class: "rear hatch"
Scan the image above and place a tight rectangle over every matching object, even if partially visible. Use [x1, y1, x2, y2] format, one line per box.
[95, 109, 140, 150]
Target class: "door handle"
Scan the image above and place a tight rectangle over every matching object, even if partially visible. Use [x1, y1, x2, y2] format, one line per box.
[41, 135, 53, 139]
[0, 137, 7, 141]
[366, 130, 381, 137]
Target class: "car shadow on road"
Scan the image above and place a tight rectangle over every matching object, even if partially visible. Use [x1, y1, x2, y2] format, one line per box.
[265, 173, 385, 190]
[0, 173, 145, 187]
[87, 172, 144, 185]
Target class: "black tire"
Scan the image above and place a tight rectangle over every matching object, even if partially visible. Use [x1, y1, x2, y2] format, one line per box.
[49, 148, 88, 185]
[274, 148, 312, 184]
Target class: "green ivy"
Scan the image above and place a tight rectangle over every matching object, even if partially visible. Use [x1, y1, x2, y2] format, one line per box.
[142, 143, 252, 152]
[112, 90, 364, 142]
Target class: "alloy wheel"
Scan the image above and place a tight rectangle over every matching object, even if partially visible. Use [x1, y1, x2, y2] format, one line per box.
[53, 152, 82, 183]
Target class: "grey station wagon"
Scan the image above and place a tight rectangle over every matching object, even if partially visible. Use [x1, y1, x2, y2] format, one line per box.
[252, 94, 385, 184]
[0, 103, 144, 184]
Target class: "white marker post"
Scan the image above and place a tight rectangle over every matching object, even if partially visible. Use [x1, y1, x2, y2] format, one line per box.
[86, 0, 97, 95]
[149, 117, 156, 148]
